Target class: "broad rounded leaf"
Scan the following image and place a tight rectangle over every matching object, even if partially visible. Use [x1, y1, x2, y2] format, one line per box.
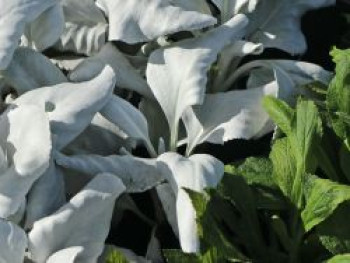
[170, 0, 212, 14]
[55, 0, 108, 55]
[0, 219, 27, 263]
[46, 247, 84, 263]
[56, 153, 163, 193]
[25, 159, 66, 229]
[247, 0, 336, 54]
[0, 0, 59, 69]
[13, 66, 116, 150]
[147, 15, 249, 144]
[96, 0, 217, 43]
[28, 173, 126, 263]
[183, 82, 277, 155]
[157, 152, 224, 253]
[0, 105, 51, 218]
[100, 95, 155, 156]
[69, 43, 152, 98]
[23, 3, 64, 51]
[1, 47, 67, 95]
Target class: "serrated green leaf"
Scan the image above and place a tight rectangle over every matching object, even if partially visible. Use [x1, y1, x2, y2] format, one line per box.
[226, 157, 286, 210]
[227, 157, 274, 187]
[302, 175, 350, 232]
[327, 48, 350, 149]
[263, 96, 294, 136]
[270, 138, 296, 199]
[267, 98, 322, 208]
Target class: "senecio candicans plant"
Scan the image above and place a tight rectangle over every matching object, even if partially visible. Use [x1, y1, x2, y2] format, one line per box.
[0, 0, 336, 262]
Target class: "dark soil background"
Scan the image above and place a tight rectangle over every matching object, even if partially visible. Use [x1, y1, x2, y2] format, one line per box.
[107, 0, 350, 256]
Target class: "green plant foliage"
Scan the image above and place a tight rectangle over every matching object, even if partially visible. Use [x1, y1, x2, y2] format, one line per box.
[166, 48, 350, 263]
[105, 248, 129, 263]
[327, 48, 350, 150]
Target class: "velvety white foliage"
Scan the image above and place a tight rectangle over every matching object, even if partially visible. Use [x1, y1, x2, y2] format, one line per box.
[213, 40, 264, 90]
[170, 0, 212, 14]
[213, 0, 335, 54]
[156, 183, 178, 235]
[69, 43, 153, 98]
[147, 15, 249, 146]
[23, 4, 64, 51]
[25, 159, 66, 229]
[0, 219, 27, 263]
[28, 173, 126, 263]
[157, 152, 224, 253]
[183, 83, 277, 155]
[246, 0, 336, 54]
[139, 98, 170, 153]
[51, 57, 85, 72]
[0, 105, 51, 218]
[55, 153, 163, 193]
[56, 0, 108, 55]
[228, 60, 333, 98]
[13, 66, 116, 150]
[66, 113, 131, 156]
[100, 95, 156, 156]
[96, 0, 217, 43]
[212, 0, 257, 22]
[46, 247, 84, 263]
[1, 48, 67, 95]
[0, 0, 60, 69]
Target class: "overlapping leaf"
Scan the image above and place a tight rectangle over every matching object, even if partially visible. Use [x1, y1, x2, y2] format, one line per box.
[13, 66, 115, 150]
[96, 0, 217, 43]
[28, 173, 125, 263]
[147, 14, 248, 148]
[0, 0, 61, 69]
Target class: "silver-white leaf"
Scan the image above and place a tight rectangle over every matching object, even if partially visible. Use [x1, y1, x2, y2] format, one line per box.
[28, 173, 126, 263]
[183, 83, 277, 155]
[0, 219, 27, 263]
[0, 105, 51, 218]
[147, 14, 249, 148]
[13, 66, 116, 150]
[1, 48, 67, 95]
[66, 113, 131, 156]
[96, 0, 217, 43]
[246, 0, 336, 54]
[25, 158, 66, 229]
[55, 0, 108, 56]
[56, 153, 163, 193]
[0, 0, 60, 69]
[100, 95, 156, 156]
[23, 4, 64, 51]
[157, 152, 224, 253]
[170, 0, 212, 14]
[69, 43, 152, 98]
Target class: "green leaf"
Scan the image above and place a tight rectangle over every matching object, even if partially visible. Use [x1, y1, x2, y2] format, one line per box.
[227, 157, 274, 188]
[105, 248, 129, 263]
[317, 203, 350, 255]
[326, 254, 350, 263]
[164, 250, 200, 263]
[340, 143, 350, 183]
[327, 48, 350, 149]
[270, 138, 296, 200]
[226, 158, 286, 210]
[263, 96, 294, 136]
[267, 98, 322, 208]
[302, 175, 350, 232]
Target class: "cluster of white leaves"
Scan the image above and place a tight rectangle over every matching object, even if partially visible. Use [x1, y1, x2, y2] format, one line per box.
[0, 0, 335, 261]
